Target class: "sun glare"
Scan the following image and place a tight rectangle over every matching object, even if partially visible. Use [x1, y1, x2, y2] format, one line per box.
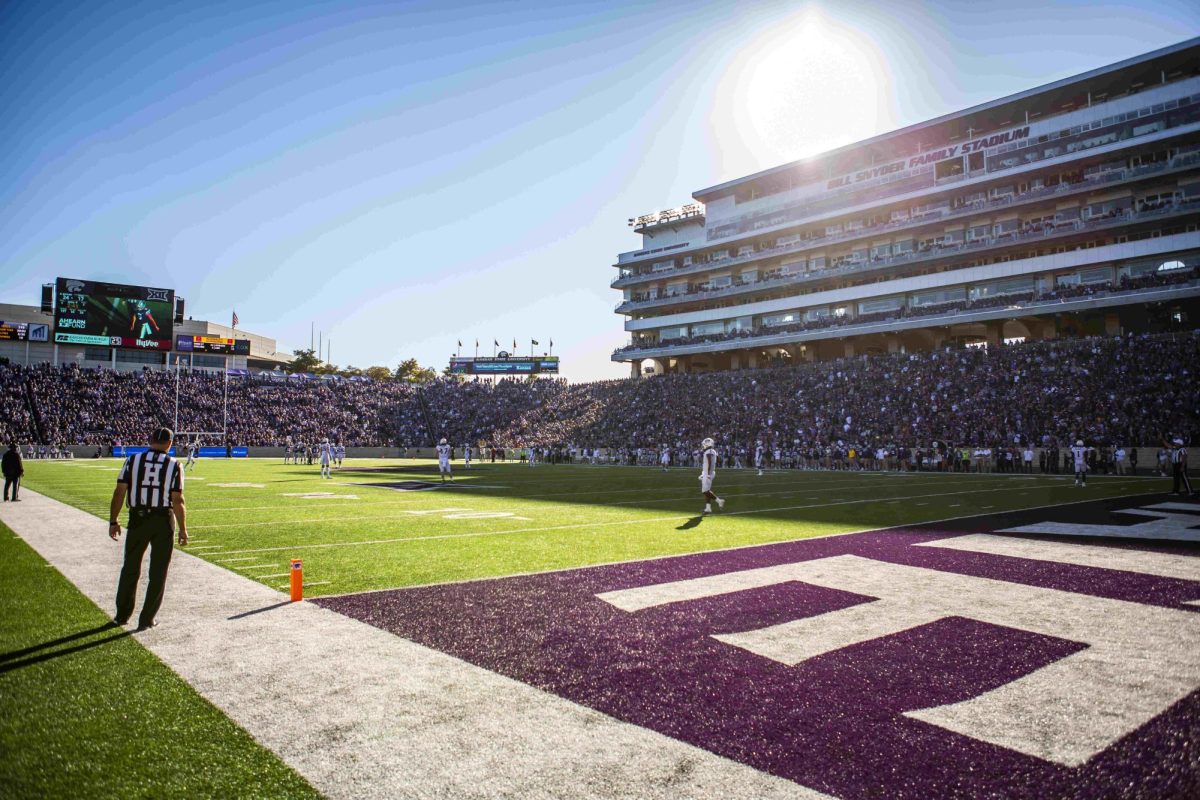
[724, 8, 892, 164]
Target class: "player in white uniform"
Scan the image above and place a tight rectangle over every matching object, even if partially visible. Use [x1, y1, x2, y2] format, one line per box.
[335, 443, 344, 468]
[463, 443, 472, 469]
[319, 440, 333, 479]
[1071, 439, 1088, 487]
[660, 445, 670, 472]
[527, 446, 535, 467]
[700, 437, 725, 515]
[754, 441, 765, 476]
[184, 439, 198, 472]
[436, 438, 453, 482]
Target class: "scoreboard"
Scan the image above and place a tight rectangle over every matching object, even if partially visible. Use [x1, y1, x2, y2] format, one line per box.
[450, 356, 559, 375]
[175, 334, 251, 355]
[0, 321, 50, 342]
[54, 278, 174, 350]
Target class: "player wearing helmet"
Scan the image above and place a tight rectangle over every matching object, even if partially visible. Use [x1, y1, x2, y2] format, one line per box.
[319, 439, 333, 479]
[700, 437, 724, 515]
[129, 300, 160, 340]
[1071, 439, 1088, 487]
[436, 437, 452, 482]
[660, 444, 670, 472]
[754, 440, 765, 477]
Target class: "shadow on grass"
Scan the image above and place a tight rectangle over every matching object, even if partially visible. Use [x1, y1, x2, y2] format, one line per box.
[0, 628, 132, 674]
[0, 622, 119, 663]
[675, 516, 705, 530]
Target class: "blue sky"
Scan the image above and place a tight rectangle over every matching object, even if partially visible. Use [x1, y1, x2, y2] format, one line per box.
[1, 0, 1196, 379]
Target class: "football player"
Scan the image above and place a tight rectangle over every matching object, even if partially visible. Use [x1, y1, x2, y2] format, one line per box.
[1071, 439, 1088, 487]
[184, 437, 198, 472]
[660, 444, 670, 472]
[464, 443, 472, 469]
[437, 438, 453, 482]
[700, 437, 725, 515]
[319, 439, 333, 479]
[754, 440, 765, 477]
[128, 300, 160, 340]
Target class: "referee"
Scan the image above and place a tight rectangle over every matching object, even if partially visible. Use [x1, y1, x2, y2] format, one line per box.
[108, 427, 188, 631]
[1168, 437, 1195, 496]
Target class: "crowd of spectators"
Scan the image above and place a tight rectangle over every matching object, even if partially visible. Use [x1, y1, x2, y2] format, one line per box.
[1, 365, 422, 447]
[1, 332, 1195, 461]
[618, 264, 1199, 354]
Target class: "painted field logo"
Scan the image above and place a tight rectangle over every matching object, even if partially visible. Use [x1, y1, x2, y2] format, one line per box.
[318, 498, 1200, 797]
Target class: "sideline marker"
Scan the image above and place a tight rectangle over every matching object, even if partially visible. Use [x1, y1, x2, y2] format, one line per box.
[290, 559, 303, 601]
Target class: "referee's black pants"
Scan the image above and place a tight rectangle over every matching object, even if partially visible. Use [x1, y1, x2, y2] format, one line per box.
[115, 512, 174, 626]
[2, 476, 18, 500]
[1173, 464, 1194, 495]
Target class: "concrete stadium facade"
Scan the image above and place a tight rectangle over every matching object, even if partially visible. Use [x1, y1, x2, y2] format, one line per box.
[612, 38, 1200, 376]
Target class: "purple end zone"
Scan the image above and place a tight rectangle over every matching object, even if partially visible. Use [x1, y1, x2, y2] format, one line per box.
[317, 495, 1200, 799]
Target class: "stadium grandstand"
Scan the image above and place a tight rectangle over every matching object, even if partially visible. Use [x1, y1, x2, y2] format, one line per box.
[1, 332, 1196, 468]
[612, 38, 1200, 376]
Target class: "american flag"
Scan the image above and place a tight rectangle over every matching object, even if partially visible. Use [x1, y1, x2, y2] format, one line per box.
[232, 310, 239, 328]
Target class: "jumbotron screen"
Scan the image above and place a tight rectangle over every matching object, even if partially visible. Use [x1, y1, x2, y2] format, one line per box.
[176, 334, 251, 355]
[54, 278, 174, 351]
[450, 356, 559, 375]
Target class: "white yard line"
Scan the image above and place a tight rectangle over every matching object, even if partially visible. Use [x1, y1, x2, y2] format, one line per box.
[0, 489, 828, 800]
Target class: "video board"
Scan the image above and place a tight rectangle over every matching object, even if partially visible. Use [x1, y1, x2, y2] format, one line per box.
[54, 278, 174, 351]
[175, 335, 251, 355]
[449, 356, 559, 375]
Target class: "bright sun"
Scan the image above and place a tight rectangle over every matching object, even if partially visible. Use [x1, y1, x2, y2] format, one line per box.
[728, 8, 890, 163]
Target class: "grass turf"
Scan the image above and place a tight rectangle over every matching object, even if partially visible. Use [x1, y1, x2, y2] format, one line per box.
[16, 457, 1168, 597]
[0, 521, 320, 800]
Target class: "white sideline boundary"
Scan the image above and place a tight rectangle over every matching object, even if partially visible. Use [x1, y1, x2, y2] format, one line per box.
[0, 489, 828, 800]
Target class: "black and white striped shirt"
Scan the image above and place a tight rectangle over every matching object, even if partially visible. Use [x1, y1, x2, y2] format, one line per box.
[118, 450, 184, 509]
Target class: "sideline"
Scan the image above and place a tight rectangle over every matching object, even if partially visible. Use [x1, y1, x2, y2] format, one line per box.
[0, 489, 825, 800]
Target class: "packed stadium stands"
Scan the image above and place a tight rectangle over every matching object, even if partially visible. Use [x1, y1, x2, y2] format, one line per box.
[1, 332, 1195, 460]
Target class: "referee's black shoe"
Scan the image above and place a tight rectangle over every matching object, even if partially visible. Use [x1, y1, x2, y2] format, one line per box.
[136, 620, 159, 632]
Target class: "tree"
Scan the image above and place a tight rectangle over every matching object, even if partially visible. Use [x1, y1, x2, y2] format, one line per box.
[285, 348, 321, 374]
[394, 358, 436, 383]
[364, 365, 392, 381]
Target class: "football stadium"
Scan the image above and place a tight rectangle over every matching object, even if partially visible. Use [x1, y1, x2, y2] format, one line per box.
[2, 11, 1199, 800]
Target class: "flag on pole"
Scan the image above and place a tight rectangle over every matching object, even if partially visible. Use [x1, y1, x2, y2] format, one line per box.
[512, 338, 517, 350]
[457, 340, 462, 347]
[493, 339, 499, 347]
[531, 339, 539, 346]
[232, 310, 239, 329]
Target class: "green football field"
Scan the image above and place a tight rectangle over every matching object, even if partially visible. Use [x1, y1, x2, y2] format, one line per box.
[17, 457, 1167, 596]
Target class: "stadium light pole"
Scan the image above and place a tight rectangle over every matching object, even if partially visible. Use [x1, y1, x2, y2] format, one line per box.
[173, 356, 180, 434]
